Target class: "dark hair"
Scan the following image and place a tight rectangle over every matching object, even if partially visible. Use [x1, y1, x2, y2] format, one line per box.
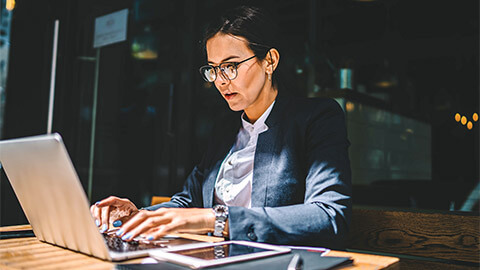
[202, 6, 280, 86]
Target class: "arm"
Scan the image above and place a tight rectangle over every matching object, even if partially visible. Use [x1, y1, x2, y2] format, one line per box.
[116, 100, 350, 245]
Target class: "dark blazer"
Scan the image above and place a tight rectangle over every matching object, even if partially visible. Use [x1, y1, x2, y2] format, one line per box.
[147, 94, 352, 249]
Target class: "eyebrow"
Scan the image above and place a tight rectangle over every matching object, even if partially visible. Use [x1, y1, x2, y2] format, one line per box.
[207, 55, 240, 65]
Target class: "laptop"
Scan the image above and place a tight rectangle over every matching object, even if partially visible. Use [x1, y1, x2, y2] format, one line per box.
[0, 133, 200, 261]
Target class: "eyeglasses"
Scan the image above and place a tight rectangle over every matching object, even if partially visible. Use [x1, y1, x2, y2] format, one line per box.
[199, 55, 256, 82]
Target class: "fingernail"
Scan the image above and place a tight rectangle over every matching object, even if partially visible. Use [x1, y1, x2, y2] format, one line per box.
[95, 201, 100, 205]
[95, 219, 100, 226]
[113, 220, 122, 227]
[122, 232, 132, 241]
[146, 235, 154, 241]
[116, 228, 124, 236]
[100, 224, 108, 233]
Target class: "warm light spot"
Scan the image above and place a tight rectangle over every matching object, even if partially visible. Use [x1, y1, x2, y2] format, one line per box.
[132, 49, 158, 60]
[454, 113, 461, 122]
[467, 121, 473, 130]
[461, 116, 467, 125]
[374, 81, 395, 88]
[346, 101, 355, 112]
[473, 113, 478, 122]
[6, 0, 15, 11]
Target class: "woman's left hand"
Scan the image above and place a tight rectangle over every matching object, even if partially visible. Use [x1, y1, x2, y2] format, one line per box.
[115, 208, 215, 241]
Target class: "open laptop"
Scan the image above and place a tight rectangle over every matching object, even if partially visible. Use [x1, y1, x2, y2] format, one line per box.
[0, 133, 200, 261]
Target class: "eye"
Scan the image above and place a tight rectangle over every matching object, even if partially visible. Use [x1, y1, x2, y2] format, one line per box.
[201, 66, 216, 82]
[221, 63, 237, 77]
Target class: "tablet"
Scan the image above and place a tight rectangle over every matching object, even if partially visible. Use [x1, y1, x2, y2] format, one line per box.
[149, 240, 291, 269]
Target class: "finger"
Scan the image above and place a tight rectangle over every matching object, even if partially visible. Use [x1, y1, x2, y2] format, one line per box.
[115, 210, 151, 239]
[142, 227, 159, 237]
[90, 205, 99, 227]
[100, 205, 110, 233]
[112, 211, 137, 228]
[125, 215, 169, 241]
[145, 223, 176, 240]
[95, 196, 122, 207]
[120, 210, 171, 241]
[93, 205, 102, 227]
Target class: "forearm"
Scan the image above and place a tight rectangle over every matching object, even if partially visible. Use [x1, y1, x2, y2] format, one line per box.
[228, 202, 349, 249]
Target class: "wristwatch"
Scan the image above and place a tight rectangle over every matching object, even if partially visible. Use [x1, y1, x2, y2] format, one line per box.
[213, 205, 228, 237]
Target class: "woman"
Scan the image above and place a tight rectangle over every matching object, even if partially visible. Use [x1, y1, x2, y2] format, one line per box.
[91, 5, 351, 249]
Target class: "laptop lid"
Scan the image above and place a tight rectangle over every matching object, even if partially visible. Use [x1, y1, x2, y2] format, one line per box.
[0, 133, 111, 260]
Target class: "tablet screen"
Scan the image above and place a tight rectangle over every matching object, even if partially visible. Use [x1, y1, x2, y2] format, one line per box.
[170, 243, 273, 261]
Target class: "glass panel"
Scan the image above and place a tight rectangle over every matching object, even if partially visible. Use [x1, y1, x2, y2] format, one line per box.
[1, 0, 476, 221]
[62, 0, 212, 208]
[301, 1, 478, 212]
[0, 0, 12, 139]
[66, 0, 477, 212]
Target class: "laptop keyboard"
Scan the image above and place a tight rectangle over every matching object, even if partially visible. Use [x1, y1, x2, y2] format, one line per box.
[102, 230, 201, 253]
[103, 232, 168, 252]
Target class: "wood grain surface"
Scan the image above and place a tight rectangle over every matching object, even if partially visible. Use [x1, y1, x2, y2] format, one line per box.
[326, 250, 399, 270]
[348, 208, 480, 264]
[0, 237, 114, 269]
[0, 224, 400, 270]
[0, 224, 32, 232]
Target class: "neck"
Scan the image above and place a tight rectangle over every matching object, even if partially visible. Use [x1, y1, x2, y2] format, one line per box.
[244, 85, 278, 123]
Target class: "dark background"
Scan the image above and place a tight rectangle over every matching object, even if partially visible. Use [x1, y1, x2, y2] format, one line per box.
[0, 0, 478, 225]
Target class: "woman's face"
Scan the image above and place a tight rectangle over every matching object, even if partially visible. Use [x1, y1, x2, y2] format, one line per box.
[206, 33, 274, 118]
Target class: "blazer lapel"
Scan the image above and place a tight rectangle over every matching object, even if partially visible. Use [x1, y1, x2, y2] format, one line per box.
[251, 94, 289, 207]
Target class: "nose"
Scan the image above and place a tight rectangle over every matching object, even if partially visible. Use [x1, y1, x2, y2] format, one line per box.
[215, 69, 230, 86]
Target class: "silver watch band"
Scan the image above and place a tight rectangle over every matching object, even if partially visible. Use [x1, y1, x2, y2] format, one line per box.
[213, 205, 228, 237]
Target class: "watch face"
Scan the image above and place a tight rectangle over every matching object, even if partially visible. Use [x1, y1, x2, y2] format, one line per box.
[214, 205, 228, 215]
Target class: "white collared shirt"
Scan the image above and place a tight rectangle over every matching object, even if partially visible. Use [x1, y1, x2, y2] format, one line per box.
[214, 101, 275, 208]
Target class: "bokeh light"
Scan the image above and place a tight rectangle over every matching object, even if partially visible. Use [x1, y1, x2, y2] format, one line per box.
[467, 121, 473, 130]
[346, 101, 355, 112]
[455, 113, 461, 122]
[6, 0, 15, 11]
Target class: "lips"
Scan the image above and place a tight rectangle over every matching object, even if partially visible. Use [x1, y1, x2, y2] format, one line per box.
[223, 92, 237, 101]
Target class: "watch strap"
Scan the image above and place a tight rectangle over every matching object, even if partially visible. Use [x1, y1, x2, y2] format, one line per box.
[213, 205, 228, 237]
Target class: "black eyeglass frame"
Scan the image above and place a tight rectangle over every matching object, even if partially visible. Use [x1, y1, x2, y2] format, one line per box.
[199, 55, 256, 82]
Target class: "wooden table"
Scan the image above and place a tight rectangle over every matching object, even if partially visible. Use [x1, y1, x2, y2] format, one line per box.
[0, 225, 399, 270]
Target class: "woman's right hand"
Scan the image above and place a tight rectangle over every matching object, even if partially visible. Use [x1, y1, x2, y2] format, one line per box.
[90, 196, 138, 233]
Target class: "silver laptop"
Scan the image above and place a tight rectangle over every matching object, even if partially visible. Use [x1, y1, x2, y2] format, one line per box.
[0, 133, 199, 261]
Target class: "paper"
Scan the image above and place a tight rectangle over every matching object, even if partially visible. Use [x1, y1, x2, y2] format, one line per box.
[93, 9, 128, 48]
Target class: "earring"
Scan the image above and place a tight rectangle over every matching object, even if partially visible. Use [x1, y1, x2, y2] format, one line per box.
[267, 73, 272, 81]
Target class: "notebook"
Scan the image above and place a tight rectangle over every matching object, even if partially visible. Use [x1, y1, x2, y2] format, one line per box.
[0, 133, 200, 261]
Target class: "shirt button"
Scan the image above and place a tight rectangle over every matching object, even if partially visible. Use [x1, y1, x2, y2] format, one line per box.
[247, 231, 257, 241]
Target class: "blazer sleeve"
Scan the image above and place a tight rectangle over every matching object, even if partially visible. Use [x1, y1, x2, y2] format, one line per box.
[228, 99, 352, 249]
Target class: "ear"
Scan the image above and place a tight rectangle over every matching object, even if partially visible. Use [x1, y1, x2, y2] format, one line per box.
[264, 48, 280, 74]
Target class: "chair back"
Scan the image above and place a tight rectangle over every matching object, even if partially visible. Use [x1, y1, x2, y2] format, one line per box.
[150, 196, 171, 206]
